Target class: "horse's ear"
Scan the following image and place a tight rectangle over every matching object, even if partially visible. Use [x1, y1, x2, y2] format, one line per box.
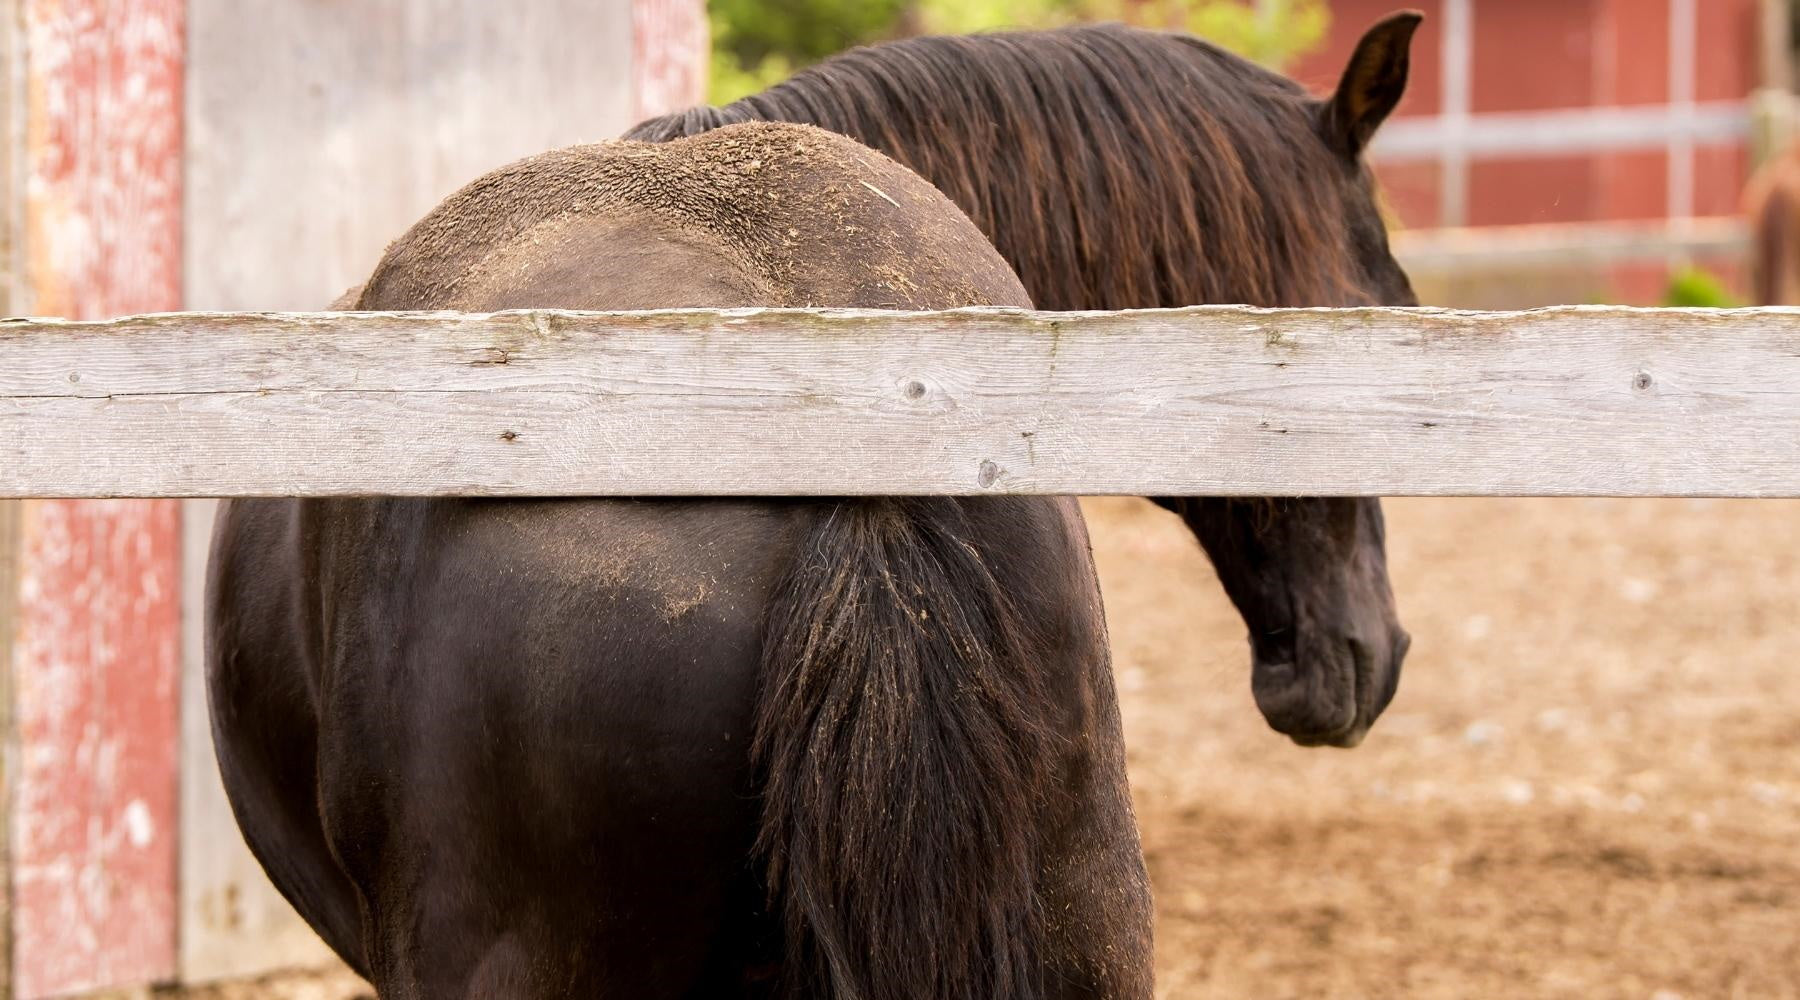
[1320, 10, 1424, 160]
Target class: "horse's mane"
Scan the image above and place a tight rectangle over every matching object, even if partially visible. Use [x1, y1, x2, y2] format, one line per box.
[628, 24, 1373, 309]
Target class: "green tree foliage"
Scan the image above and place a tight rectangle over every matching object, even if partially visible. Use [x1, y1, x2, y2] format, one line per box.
[709, 0, 1330, 103]
[708, 0, 910, 103]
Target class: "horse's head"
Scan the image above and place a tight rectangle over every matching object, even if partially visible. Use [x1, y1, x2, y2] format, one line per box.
[1162, 12, 1425, 749]
[1156, 497, 1406, 747]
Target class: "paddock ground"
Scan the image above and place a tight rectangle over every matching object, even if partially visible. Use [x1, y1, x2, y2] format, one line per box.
[147, 497, 1800, 1000]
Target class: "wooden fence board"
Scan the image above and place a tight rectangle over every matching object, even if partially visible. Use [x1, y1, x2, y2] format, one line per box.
[3, 305, 1799, 499]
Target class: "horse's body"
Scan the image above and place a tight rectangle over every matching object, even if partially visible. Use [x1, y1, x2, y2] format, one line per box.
[631, 13, 1426, 747]
[209, 125, 1151, 998]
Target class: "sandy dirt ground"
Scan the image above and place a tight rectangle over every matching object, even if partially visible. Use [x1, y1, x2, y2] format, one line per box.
[147, 497, 1800, 1000]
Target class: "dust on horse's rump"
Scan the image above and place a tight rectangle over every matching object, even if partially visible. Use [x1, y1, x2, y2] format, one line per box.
[355, 122, 1026, 312]
[488, 506, 724, 624]
[611, 124, 1003, 306]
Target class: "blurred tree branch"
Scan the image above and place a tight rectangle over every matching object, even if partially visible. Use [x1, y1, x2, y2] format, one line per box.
[709, 0, 1331, 103]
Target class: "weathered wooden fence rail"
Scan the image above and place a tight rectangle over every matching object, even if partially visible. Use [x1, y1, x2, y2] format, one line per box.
[4, 304, 1800, 498]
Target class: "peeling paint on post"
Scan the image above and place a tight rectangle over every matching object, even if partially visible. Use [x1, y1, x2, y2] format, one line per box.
[12, 502, 180, 997]
[10, 0, 185, 995]
[631, 0, 708, 121]
[22, 0, 184, 319]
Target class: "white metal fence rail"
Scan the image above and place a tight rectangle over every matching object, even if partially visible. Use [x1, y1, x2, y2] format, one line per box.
[4, 304, 1799, 498]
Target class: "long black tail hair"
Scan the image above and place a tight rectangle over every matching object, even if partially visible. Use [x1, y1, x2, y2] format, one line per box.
[754, 498, 1061, 1000]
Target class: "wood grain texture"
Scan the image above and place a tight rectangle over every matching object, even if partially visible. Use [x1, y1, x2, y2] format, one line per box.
[2, 7, 19, 993]
[183, 0, 638, 314]
[4, 304, 1800, 498]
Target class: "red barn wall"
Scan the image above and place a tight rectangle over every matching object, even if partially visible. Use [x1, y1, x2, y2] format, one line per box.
[1296, 0, 1760, 231]
[1295, 0, 1763, 304]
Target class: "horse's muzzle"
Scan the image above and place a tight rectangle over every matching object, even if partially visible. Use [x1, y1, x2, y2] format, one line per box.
[1252, 628, 1408, 748]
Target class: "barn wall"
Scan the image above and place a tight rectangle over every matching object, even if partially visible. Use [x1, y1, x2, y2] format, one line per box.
[633, 0, 709, 122]
[176, 0, 704, 986]
[0, 500, 14, 1000]
[1298, 0, 1759, 234]
[1292, 0, 1765, 306]
[182, 0, 640, 315]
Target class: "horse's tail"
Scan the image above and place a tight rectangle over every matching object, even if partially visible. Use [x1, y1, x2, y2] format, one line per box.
[755, 498, 1057, 1000]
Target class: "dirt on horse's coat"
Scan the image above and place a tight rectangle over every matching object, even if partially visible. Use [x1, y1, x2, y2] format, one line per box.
[208, 122, 1150, 1000]
[630, 13, 1425, 748]
[358, 125, 1021, 312]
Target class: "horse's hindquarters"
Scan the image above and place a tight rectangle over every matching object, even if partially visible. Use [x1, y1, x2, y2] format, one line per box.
[213, 498, 803, 996]
[208, 495, 1153, 998]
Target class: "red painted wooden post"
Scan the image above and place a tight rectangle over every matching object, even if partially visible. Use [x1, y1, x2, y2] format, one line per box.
[631, 0, 709, 121]
[12, 504, 181, 996]
[9, 1, 185, 995]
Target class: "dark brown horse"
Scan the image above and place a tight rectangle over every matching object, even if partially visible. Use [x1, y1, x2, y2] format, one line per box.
[630, 12, 1425, 747]
[208, 123, 1151, 999]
